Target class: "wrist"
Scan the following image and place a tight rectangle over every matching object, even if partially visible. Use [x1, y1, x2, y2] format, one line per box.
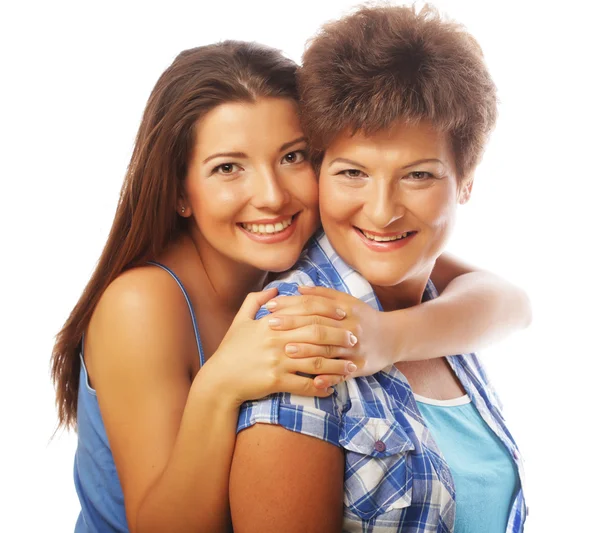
[191, 359, 244, 411]
[387, 307, 420, 363]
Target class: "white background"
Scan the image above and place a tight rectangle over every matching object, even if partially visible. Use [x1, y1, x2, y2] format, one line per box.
[1, 0, 599, 531]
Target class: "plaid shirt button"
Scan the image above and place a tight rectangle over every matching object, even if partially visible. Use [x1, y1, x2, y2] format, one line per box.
[374, 440, 386, 453]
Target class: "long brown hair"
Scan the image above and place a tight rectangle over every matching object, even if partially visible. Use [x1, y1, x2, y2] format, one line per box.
[52, 41, 299, 429]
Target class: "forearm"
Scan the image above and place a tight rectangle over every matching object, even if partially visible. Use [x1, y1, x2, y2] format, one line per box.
[135, 369, 239, 533]
[394, 271, 531, 362]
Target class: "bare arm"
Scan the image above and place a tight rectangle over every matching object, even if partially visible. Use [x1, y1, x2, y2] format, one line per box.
[87, 269, 353, 533]
[270, 252, 531, 374]
[230, 424, 344, 533]
[87, 269, 239, 533]
[398, 252, 532, 361]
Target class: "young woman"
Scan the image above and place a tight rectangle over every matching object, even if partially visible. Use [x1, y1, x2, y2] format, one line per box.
[53, 40, 530, 533]
[231, 6, 526, 533]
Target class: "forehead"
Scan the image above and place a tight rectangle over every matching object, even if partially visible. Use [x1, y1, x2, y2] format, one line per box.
[193, 97, 302, 155]
[326, 120, 454, 165]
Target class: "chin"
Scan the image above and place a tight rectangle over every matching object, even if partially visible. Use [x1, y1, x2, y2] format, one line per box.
[253, 253, 300, 274]
[354, 265, 409, 288]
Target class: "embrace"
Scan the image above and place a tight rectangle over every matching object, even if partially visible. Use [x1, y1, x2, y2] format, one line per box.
[53, 4, 529, 532]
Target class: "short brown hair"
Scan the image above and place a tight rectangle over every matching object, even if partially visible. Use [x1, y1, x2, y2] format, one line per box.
[299, 4, 497, 179]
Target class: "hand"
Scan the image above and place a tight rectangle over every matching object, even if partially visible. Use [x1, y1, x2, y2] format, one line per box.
[203, 288, 359, 407]
[266, 286, 401, 378]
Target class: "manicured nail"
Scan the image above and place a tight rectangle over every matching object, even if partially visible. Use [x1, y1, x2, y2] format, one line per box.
[285, 344, 298, 354]
[349, 333, 358, 346]
[336, 308, 347, 318]
[314, 378, 327, 389]
[268, 317, 282, 327]
[265, 300, 277, 310]
[347, 362, 358, 373]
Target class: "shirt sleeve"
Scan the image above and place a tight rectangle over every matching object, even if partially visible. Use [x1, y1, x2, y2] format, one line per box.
[238, 275, 345, 447]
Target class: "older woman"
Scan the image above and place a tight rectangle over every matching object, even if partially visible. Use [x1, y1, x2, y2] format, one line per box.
[231, 5, 526, 533]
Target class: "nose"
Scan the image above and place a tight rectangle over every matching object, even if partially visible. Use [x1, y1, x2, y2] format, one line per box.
[364, 181, 405, 228]
[251, 167, 289, 211]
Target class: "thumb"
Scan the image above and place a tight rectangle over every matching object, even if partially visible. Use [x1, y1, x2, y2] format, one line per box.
[233, 287, 278, 323]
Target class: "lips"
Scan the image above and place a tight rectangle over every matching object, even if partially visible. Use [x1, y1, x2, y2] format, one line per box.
[240, 215, 294, 235]
[237, 213, 300, 244]
[353, 226, 417, 252]
[355, 227, 417, 242]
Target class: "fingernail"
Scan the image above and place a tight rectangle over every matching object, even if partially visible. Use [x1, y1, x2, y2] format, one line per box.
[336, 308, 346, 318]
[268, 317, 282, 327]
[349, 333, 358, 346]
[285, 344, 298, 354]
[265, 300, 277, 310]
[347, 362, 357, 373]
[314, 378, 327, 389]
[327, 387, 335, 394]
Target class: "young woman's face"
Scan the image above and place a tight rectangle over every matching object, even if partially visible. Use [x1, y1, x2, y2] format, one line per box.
[184, 97, 319, 273]
[319, 120, 471, 289]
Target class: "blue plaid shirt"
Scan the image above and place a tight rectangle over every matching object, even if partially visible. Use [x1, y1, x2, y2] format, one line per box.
[238, 231, 527, 532]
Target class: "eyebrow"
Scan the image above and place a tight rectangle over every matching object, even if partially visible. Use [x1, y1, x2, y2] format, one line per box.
[328, 157, 445, 170]
[202, 136, 307, 165]
[328, 157, 367, 169]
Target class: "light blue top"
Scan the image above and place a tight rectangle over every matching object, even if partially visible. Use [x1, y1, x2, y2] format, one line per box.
[238, 230, 526, 532]
[73, 262, 204, 532]
[415, 394, 520, 533]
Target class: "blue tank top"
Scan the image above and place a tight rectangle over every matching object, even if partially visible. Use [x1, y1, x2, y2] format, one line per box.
[415, 394, 519, 533]
[73, 262, 205, 532]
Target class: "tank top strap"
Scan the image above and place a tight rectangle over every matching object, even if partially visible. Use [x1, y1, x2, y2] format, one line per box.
[147, 261, 205, 367]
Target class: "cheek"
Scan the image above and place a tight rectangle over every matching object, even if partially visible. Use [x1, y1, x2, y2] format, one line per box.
[319, 180, 355, 224]
[189, 180, 243, 226]
[412, 185, 457, 230]
[295, 170, 319, 207]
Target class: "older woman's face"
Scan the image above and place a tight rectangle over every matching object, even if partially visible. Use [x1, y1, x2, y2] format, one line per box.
[319, 120, 471, 289]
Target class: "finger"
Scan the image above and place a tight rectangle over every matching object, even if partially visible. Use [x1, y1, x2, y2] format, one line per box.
[265, 295, 347, 320]
[298, 285, 354, 303]
[234, 287, 278, 323]
[284, 343, 354, 360]
[287, 356, 357, 377]
[275, 374, 335, 398]
[280, 323, 358, 348]
[313, 374, 351, 390]
[268, 314, 341, 332]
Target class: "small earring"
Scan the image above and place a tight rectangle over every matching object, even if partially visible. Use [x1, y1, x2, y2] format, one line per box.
[180, 206, 185, 213]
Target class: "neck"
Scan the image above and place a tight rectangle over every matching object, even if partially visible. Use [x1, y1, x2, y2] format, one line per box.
[188, 231, 268, 314]
[372, 269, 433, 312]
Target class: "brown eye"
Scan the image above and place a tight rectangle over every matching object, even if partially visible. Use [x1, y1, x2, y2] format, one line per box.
[409, 171, 434, 180]
[341, 169, 366, 178]
[281, 150, 306, 165]
[213, 163, 241, 175]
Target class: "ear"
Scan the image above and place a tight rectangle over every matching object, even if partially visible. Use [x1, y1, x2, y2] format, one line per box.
[458, 177, 474, 205]
[177, 196, 193, 218]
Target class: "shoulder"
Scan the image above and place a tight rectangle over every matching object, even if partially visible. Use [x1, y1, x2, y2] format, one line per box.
[238, 385, 350, 446]
[86, 264, 197, 379]
[94, 265, 193, 336]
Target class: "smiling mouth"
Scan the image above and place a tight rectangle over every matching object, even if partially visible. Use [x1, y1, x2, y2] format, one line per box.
[239, 214, 298, 235]
[356, 227, 417, 242]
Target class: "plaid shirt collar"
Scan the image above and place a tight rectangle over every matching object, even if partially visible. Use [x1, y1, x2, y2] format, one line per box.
[241, 230, 527, 532]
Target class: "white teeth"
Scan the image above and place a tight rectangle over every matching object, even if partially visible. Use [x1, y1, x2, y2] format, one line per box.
[362, 230, 411, 242]
[241, 217, 293, 235]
